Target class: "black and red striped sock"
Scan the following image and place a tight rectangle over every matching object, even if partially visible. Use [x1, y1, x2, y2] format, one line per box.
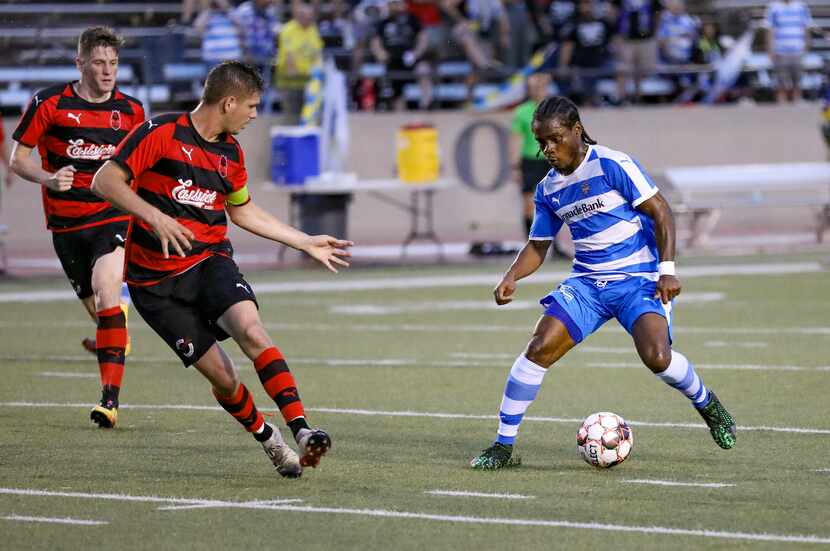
[96, 306, 127, 408]
[213, 383, 265, 433]
[254, 347, 310, 437]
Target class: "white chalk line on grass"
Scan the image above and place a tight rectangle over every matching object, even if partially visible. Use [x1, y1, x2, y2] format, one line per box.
[39, 372, 98, 379]
[7, 353, 828, 373]
[623, 479, 736, 489]
[0, 401, 828, 436]
[0, 487, 827, 544]
[157, 498, 304, 511]
[426, 490, 535, 500]
[0, 261, 823, 303]
[2, 513, 108, 526]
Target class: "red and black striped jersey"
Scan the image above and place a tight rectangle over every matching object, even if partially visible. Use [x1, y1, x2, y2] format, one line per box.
[12, 82, 145, 232]
[111, 112, 249, 286]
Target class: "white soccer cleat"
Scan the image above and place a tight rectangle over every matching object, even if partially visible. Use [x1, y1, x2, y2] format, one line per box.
[260, 423, 302, 478]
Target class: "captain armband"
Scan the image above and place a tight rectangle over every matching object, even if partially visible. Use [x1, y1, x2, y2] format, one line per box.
[225, 186, 250, 207]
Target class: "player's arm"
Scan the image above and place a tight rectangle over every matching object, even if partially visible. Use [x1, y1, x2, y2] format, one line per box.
[494, 239, 550, 305]
[9, 141, 75, 192]
[636, 191, 680, 304]
[227, 197, 352, 273]
[91, 161, 194, 258]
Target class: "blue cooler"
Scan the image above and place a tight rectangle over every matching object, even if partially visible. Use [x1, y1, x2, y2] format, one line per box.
[270, 126, 320, 185]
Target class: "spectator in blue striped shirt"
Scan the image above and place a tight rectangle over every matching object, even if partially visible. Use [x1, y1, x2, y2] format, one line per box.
[234, 0, 282, 77]
[194, 0, 244, 71]
[764, 0, 821, 102]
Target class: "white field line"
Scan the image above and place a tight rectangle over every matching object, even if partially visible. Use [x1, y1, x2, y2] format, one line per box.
[816, 469, 830, 473]
[587, 362, 830, 372]
[0, 401, 828, 435]
[426, 490, 535, 500]
[704, 341, 769, 349]
[0, 262, 823, 303]
[0, 487, 827, 545]
[1, 319, 829, 337]
[157, 498, 304, 511]
[39, 372, 98, 379]
[4, 354, 828, 373]
[2, 514, 108, 526]
[623, 479, 736, 489]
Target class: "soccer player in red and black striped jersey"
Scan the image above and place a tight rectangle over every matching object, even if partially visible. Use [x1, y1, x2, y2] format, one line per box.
[92, 61, 352, 478]
[9, 27, 145, 429]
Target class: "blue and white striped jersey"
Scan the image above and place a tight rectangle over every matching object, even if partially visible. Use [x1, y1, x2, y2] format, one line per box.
[658, 12, 699, 63]
[530, 144, 660, 280]
[765, 1, 813, 55]
[201, 12, 243, 64]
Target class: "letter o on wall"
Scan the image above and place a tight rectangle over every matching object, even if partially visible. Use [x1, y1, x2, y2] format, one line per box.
[454, 120, 510, 192]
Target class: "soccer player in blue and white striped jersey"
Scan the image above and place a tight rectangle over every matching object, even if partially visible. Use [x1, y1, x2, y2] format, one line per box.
[765, 0, 818, 102]
[470, 96, 736, 470]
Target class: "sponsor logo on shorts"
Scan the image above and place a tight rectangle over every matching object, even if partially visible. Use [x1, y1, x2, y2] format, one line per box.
[175, 337, 195, 358]
[558, 284, 576, 302]
[235, 282, 250, 294]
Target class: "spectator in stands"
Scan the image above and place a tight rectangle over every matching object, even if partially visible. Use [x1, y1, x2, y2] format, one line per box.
[371, 0, 433, 110]
[275, 2, 324, 124]
[318, 0, 356, 53]
[234, 0, 282, 77]
[439, 0, 503, 71]
[558, 0, 617, 106]
[657, 0, 698, 102]
[615, 0, 662, 104]
[765, 0, 820, 103]
[464, 0, 512, 65]
[503, 0, 533, 70]
[193, 0, 244, 70]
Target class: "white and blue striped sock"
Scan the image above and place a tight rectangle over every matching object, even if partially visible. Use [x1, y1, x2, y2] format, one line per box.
[495, 355, 548, 445]
[656, 350, 710, 408]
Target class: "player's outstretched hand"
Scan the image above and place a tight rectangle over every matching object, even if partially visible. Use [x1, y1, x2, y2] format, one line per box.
[494, 275, 517, 305]
[149, 211, 195, 259]
[655, 274, 681, 304]
[45, 165, 76, 192]
[304, 235, 353, 273]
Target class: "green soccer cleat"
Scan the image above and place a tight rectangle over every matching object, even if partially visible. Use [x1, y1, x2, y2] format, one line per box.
[470, 442, 521, 470]
[696, 392, 737, 449]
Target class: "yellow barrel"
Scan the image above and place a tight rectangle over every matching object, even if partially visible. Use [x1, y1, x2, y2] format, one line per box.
[396, 124, 439, 183]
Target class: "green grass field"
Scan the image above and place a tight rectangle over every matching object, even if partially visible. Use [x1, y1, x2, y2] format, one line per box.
[1, 253, 829, 550]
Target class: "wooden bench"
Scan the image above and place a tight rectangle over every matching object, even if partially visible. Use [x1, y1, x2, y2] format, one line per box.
[664, 162, 830, 246]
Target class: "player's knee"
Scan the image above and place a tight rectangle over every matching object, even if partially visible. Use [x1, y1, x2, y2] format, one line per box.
[213, 369, 240, 397]
[641, 346, 671, 373]
[525, 337, 555, 368]
[241, 322, 271, 350]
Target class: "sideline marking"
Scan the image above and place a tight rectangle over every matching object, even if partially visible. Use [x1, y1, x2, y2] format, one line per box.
[0, 487, 827, 545]
[623, 479, 736, 489]
[2, 513, 108, 526]
[426, 490, 535, 500]
[39, 372, 98, 379]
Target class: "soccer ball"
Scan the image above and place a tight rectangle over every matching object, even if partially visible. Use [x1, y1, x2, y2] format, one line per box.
[576, 412, 633, 468]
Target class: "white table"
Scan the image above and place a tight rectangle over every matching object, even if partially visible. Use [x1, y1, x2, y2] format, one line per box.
[262, 178, 456, 261]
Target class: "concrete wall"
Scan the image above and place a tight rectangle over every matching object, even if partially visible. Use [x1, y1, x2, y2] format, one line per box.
[1, 103, 826, 257]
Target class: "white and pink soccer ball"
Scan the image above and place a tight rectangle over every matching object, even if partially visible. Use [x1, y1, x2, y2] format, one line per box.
[576, 412, 633, 468]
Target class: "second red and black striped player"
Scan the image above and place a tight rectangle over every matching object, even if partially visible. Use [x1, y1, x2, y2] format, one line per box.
[13, 82, 144, 232]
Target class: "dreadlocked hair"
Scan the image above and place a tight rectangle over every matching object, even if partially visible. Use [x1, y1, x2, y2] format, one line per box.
[532, 96, 597, 145]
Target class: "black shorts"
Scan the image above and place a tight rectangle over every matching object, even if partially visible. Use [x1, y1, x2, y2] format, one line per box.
[128, 254, 259, 367]
[52, 221, 129, 299]
[521, 158, 552, 194]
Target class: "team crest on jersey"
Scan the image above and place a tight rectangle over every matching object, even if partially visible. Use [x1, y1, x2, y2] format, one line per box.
[172, 178, 217, 209]
[218, 155, 228, 177]
[110, 110, 122, 130]
[581, 182, 590, 195]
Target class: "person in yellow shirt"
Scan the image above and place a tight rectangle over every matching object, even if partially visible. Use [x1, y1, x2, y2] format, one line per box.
[276, 2, 323, 124]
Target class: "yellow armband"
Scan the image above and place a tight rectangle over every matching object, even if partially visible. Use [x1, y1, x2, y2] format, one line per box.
[226, 186, 250, 207]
